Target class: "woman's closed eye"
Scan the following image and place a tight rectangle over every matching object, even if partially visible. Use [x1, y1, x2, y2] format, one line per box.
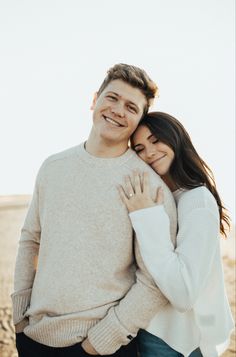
[150, 136, 159, 144]
[134, 146, 144, 154]
[134, 139, 159, 154]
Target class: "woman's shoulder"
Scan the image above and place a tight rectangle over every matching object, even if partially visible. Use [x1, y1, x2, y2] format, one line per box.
[177, 186, 218, 218]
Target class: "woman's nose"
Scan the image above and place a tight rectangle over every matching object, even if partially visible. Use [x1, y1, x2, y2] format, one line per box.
[146, 150, 155, 158]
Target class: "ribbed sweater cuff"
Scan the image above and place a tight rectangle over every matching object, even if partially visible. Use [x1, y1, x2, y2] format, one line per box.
[87, 307, 136, 355]
[11, 288, 32, 325]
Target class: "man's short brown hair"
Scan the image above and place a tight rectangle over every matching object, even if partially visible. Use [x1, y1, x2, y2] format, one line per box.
[97, 63, 158, 115]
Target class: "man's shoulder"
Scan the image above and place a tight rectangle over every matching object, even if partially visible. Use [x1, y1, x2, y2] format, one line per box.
[126, 150, 176, 208]
[126, 151, 177, 238]
[126, 150, 164, 184]
[37, 145, 80, 178]
[42, 145, 79, 168]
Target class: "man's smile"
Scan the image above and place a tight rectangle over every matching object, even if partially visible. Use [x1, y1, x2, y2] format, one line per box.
[103, 115, 125, 127]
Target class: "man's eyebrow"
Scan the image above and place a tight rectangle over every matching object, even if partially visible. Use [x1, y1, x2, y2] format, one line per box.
[106, 91, 119, 96]
[106, 91, 140, 110]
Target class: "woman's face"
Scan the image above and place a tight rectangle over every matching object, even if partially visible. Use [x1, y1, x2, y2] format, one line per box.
[132, 125, 175, 177]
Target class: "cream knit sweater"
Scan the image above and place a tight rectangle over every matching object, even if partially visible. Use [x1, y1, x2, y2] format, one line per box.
[11, 143, 177, 355]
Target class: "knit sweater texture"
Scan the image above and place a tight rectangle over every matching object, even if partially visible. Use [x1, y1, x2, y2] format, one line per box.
[11, 143, 177, 355]
[129, 187, 234, 357]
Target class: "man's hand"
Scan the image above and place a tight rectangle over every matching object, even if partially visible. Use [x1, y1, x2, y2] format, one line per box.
[81, 338, 98, 355]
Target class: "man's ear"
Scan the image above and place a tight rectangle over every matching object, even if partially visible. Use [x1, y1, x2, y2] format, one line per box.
[90, 92, 98, 110]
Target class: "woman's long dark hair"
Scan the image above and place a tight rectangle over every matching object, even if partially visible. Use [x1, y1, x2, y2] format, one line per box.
[132, 112, 230, 237]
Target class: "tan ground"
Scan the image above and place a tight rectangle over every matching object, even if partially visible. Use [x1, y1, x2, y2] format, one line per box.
[0, 195, 235, 356]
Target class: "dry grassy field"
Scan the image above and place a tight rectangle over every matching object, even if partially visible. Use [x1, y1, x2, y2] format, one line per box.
[0, 195, 235, 357]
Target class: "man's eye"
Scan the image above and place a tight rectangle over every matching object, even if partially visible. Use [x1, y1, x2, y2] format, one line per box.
[127, 105, 137, 113]
[107, 95, 117, 100]
[151, 139, 159, 144]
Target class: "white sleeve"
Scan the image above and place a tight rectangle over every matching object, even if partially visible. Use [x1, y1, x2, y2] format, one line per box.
[129, 205, 219, 312]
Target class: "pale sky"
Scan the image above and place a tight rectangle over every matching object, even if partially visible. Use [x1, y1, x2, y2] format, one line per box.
[0, 0, 235, 220]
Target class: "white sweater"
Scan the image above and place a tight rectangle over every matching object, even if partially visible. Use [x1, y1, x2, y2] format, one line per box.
[129, 187, 234, 357]
[11, 143, 177, 355]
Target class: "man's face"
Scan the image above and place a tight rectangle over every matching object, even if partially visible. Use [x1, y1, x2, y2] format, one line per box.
[91, 79, 147, 146]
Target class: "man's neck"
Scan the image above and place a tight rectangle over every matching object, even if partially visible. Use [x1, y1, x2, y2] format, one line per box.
[85, 132, 129, 158]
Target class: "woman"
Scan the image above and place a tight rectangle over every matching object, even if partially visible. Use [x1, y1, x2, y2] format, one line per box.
[119, 112, 234, 357]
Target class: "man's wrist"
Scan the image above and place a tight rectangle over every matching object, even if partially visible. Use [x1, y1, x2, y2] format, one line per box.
[81, 338, 98, 355]
[15, 318, 29, 333]
[87, 307, 135, 355]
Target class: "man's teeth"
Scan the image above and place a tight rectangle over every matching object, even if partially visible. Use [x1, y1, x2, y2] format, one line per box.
[105, 117, 121, 127]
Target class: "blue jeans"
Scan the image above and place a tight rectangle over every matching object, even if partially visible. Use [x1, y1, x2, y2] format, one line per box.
[138, 330, 203, 357]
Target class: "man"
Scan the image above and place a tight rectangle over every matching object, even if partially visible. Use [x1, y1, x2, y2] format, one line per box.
[12, 64, 177, 356]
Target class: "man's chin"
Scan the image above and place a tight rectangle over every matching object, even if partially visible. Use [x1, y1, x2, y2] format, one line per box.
[100, 133, 125, 143]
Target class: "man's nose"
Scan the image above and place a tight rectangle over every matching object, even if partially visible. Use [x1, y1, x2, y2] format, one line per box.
[111, 102, 125, 117]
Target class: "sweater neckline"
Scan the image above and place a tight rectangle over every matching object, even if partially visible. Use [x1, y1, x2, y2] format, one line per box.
[76, 142, 135, 167]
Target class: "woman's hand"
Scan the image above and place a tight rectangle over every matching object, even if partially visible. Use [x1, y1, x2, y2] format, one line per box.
[118, 171, 164, 213]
